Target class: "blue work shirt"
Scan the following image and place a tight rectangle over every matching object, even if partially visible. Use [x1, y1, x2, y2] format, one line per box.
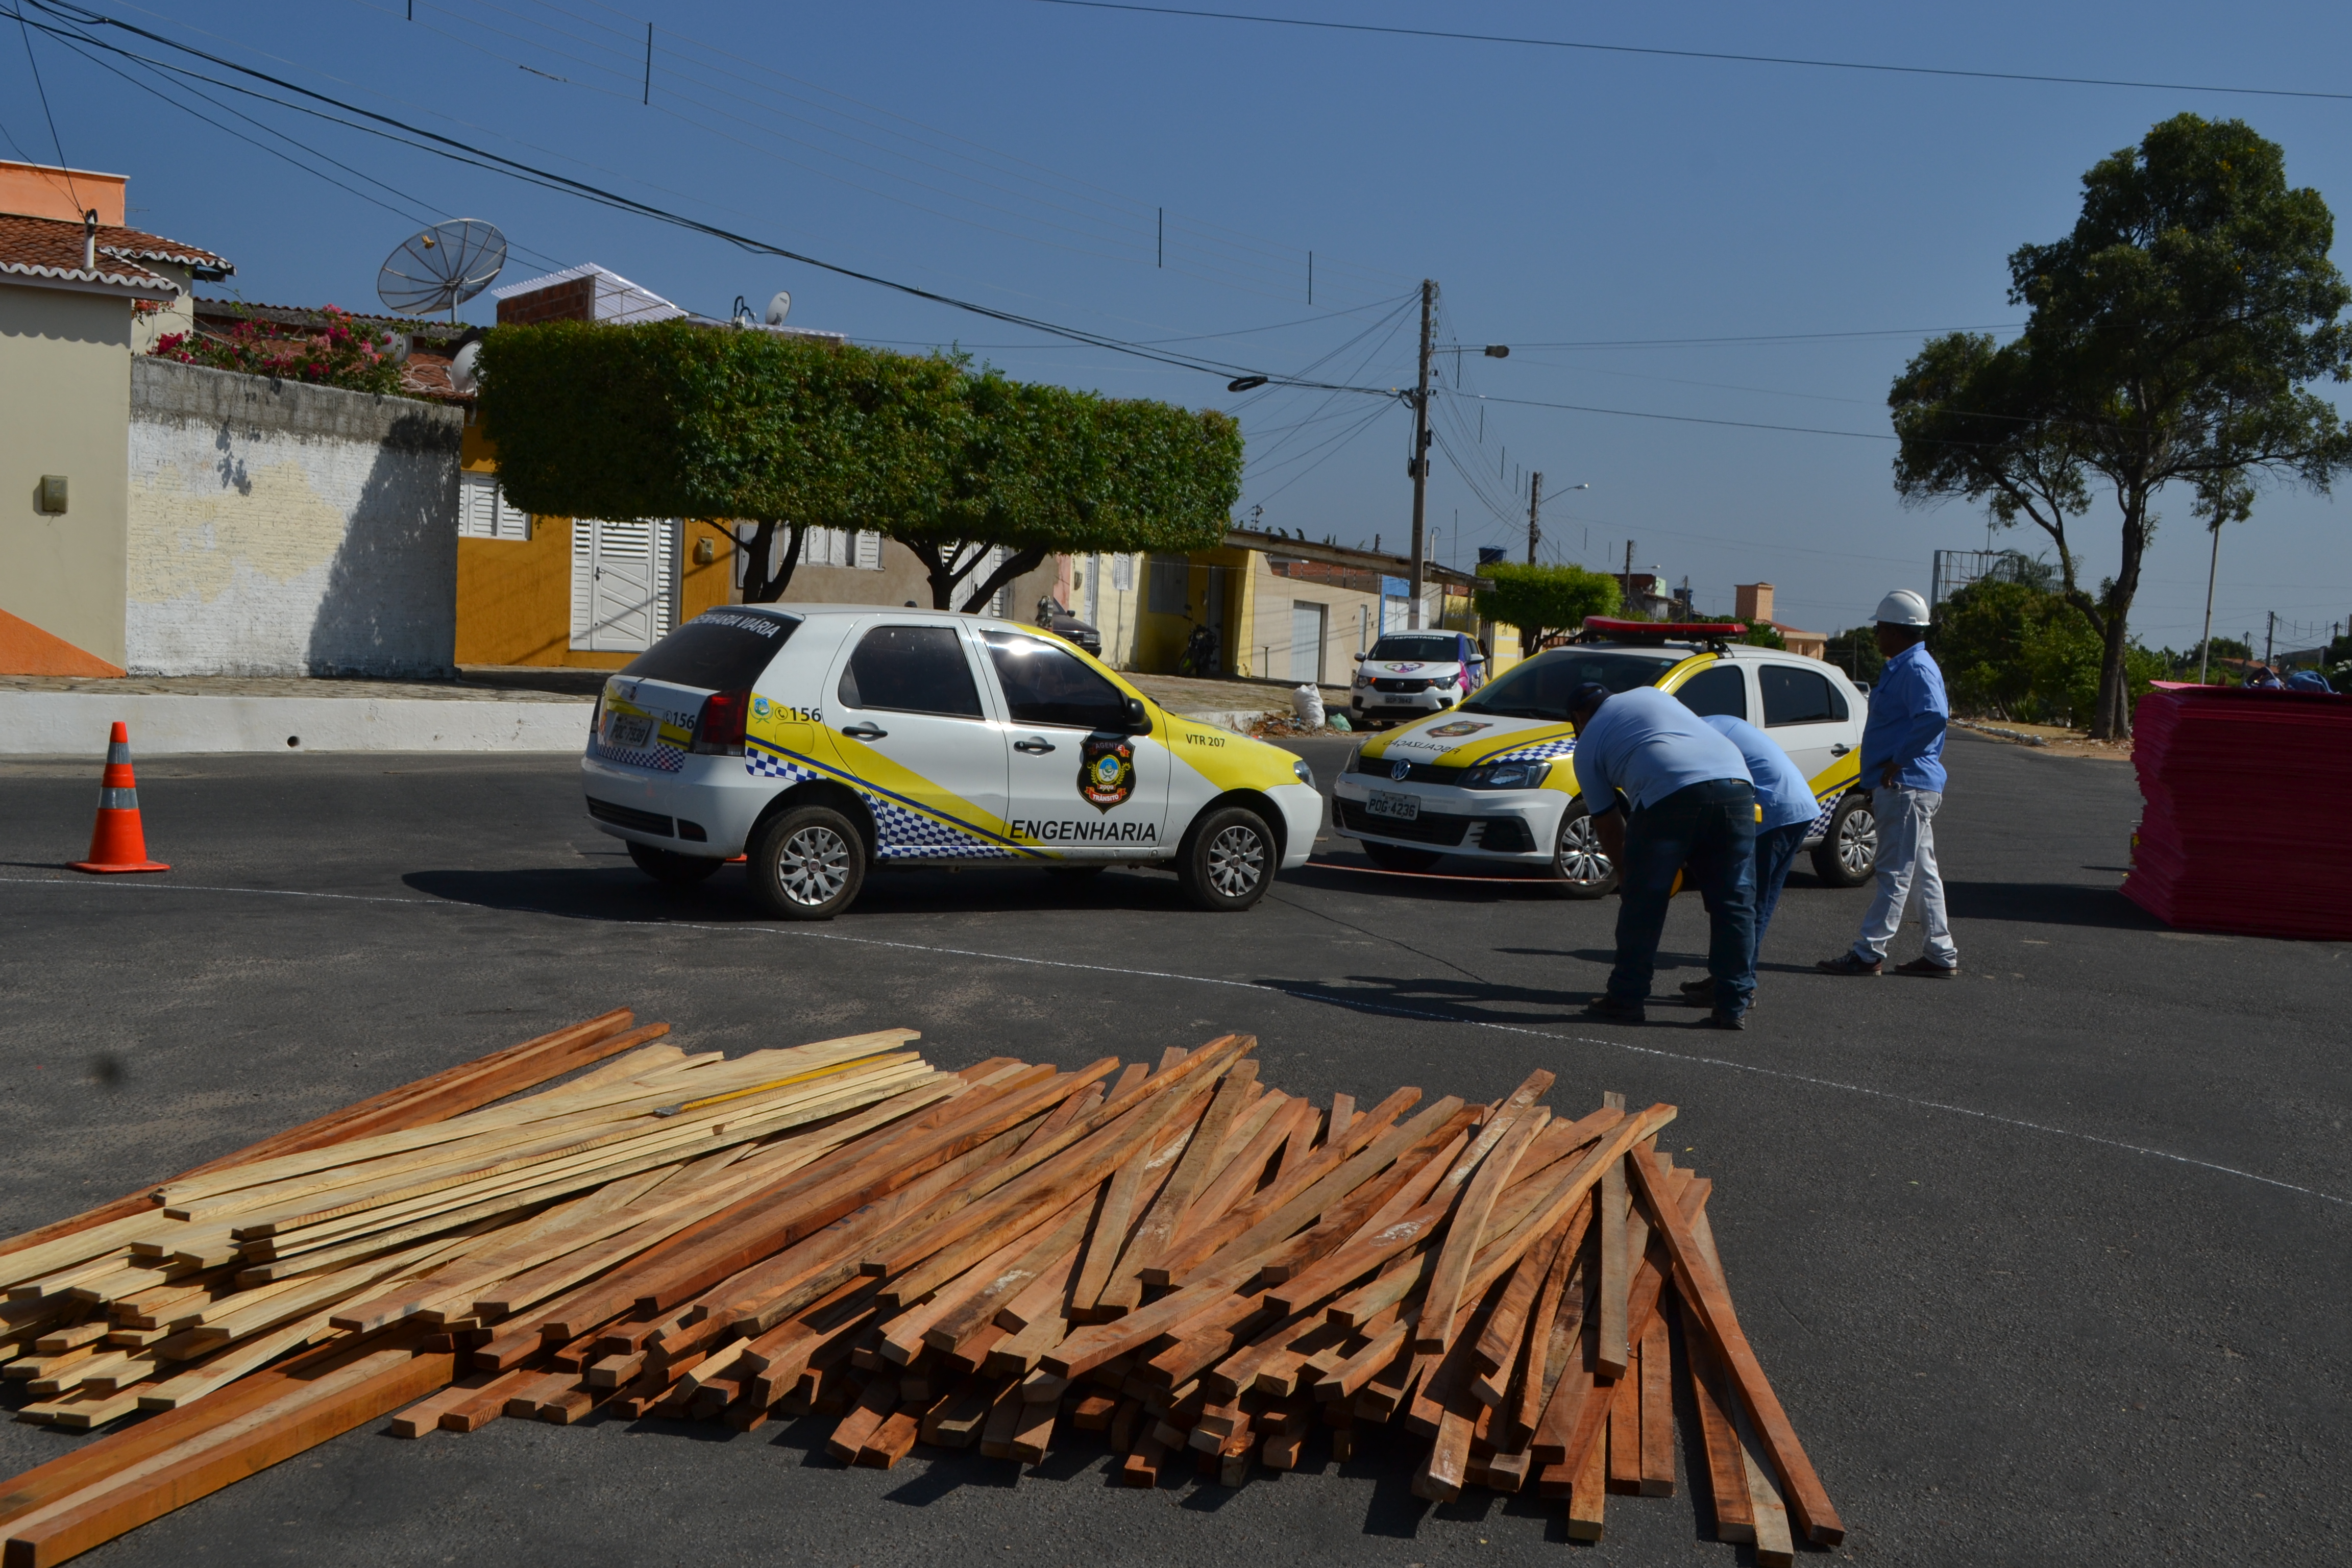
[1860, 640, 1948, 792]
[1703, 715, 1820, 832]
[1573, 686, 1751, 814]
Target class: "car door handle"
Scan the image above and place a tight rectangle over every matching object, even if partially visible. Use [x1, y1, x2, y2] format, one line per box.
[1830, 744, 1852, 756]
[1014, 737, 1057, 755]
[840, 722, 888, 741]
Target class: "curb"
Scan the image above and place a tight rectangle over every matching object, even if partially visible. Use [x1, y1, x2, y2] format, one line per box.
[0, 692, 593, 754]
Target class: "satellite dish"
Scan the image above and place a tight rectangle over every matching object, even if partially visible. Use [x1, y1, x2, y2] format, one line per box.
[449, 340, 482, 396]
[377, 219, 506, 323]
[764, 289, 791, 326]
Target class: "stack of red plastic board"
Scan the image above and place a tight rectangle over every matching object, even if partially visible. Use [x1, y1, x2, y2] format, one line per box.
[2121, 683, 2352, 940]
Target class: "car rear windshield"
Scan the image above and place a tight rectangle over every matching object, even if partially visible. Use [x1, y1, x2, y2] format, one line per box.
[1368, 634, 1459, 662]
[1459, 650, 1677, 721]
[619, 609, 799, 690]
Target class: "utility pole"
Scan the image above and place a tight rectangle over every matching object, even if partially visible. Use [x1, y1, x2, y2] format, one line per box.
[1622, 540, 1635, 608]
[2197, 522, 2221, 683]
[2265, 610, 2275, 666]
[1526, 471, 1543, 564]
[1407, 279, 1434, 628]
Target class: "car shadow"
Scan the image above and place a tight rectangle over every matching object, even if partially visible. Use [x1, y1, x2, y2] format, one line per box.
[399, 863, 1206, 924]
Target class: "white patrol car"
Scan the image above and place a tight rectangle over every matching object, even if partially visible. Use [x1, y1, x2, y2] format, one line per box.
[1348, 630, 1487, 726]
[580, 605, 1322, 919]
[1330, 621, 1878, 897]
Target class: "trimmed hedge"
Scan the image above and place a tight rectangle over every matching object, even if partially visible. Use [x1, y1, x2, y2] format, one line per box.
[477, 323, 1240, 606]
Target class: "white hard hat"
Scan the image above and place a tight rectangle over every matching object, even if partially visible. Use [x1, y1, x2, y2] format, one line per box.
[1874, 589, 1930, 627]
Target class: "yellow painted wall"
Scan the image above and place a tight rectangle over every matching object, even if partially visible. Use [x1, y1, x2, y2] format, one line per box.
[0, 284, 131, 666]
[452, 423, 732, 667]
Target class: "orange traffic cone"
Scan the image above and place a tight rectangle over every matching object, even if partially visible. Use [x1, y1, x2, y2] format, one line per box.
[69, 722, 169, 874]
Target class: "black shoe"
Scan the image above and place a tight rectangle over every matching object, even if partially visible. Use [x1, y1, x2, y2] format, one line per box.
[1895, 957, 1959, 978]
[1677, 977, 1715, 1001]
[1699, 1009, 1746, 1031]
[1816, 951, 1882, 977]
[1581, 997, 1647, 1025]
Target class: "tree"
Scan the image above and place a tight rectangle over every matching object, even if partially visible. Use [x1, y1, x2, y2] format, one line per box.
[477, 323, 1239, 609]
[1823, 626, 1886, 686]
[1473, 562, 1621, 652]
[879, 368, 1243, 612]
[1736, 623, 1787, 651]
[1890, 114, 2352, 738]
[1934, 578, 2165, 725]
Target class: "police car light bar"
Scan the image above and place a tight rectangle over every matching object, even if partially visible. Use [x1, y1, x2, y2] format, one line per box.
[1579, 617, 1748, 643]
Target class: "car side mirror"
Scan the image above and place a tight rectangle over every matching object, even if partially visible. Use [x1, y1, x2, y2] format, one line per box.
[1353, 651, 1365, 662]
[1123, 695, 1151, 733]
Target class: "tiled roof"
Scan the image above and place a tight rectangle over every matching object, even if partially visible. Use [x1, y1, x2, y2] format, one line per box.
[0, 212, 231, 299]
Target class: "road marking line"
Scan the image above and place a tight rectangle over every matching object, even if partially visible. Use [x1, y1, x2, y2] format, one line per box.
[6, 874, 2340, 1208]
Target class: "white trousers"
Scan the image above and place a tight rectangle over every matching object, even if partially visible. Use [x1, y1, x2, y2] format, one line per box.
[1854, 786, 1957, 966]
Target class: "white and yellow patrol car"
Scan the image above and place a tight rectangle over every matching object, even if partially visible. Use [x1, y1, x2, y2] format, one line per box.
[1331, 622, 1878, 896]
[580, 605, 1321, 918]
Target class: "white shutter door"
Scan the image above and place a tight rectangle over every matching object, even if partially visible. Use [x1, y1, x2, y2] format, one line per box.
[569, 520, 595, 645]
[459, 474, 492, 537]
[493, 484, 530, 541]
[855, 530, 881, 570]
[575, 519, 663, 651]
[652, 520, 678, 640]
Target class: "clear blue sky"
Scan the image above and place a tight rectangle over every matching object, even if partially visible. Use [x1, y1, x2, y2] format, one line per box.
[8, 1, 2347, 651]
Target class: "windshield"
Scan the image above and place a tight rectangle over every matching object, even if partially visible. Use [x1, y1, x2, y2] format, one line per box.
[1459, 649, 1677, 721]
[1367, 634, 1459, 662]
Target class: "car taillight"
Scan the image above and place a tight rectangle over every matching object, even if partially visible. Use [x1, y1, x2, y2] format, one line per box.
[692, 689, 750, 755]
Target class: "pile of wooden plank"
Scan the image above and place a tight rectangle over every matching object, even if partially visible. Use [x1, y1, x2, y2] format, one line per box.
[1, 1013, 1842, 1567]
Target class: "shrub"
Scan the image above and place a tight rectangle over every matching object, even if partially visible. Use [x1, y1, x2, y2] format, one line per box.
[150, 306, 404, 396]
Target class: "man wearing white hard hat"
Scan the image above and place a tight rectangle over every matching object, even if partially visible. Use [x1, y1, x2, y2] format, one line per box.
[1818, 590, 1960, 978]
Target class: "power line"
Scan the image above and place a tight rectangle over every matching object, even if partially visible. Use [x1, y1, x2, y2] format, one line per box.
[11, 0, 1401, 398]
[13, 2, 84, 214]
[1454, 389, 1895, 442]
[1449, 324, 2023, 351]
[1032, 0, 2352, 103]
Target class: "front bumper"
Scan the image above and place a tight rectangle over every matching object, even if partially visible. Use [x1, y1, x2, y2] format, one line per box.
[580, 749, 779, 858]
[1350, 687, 1461, 720]
[1264, 782, 1322, 870]
[1329, 775, 1561, 863]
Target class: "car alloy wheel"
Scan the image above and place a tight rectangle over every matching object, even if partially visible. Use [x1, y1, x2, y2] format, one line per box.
[1558, 814, 1611, 885]
[776, 824, 852, 907]
[1836, 803, 1878, 877]
[1206, 823, 1266, 899]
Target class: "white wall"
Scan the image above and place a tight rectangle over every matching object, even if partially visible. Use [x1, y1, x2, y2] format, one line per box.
[0, 283, 132, 664]
[126, 359, 463, 676]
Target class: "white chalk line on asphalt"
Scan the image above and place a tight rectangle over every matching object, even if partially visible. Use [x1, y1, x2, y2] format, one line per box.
[7, 873, 2344, 1210]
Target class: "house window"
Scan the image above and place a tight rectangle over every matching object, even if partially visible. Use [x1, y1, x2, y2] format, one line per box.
[795, 527, 882, 569]
[1111, 553, 1135, 593]
[458, 473, 529, 541]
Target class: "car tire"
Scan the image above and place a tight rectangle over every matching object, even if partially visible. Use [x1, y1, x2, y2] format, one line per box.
[1178, 805, 1277, 913]
[1363, 840, 1442, 874]
[1548, 799, 1620, 899]
[1811, 792, 1878, 887]
[627, 842, 724, 886]
[747, 804, 867, 920]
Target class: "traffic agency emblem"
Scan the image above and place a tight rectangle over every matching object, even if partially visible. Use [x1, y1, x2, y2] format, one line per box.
[1080, 736, 1137, 812]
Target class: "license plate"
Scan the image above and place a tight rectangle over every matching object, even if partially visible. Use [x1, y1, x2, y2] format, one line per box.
[604, 713, 655, 749]
[1368, 789, 1420, 822]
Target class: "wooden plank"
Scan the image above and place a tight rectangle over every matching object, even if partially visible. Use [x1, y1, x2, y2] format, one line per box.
[1628, 1147, 1843, 1546]
[1638, 1307, 1674, 1496]
[1413, 1108, 1550, 1354]
[1682, 1295, 1754, 1542]
[3, 1342, 456, 1567]
[1596, 1154, 1629, 1378]
[1107, 1061, 1258, 1294]
[1735, 1393, 1797, 1568]
[1564, 1414, 1609, 1540]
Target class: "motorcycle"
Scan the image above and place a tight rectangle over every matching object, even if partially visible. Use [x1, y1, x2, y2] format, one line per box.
[1176, 623, 1221, 678]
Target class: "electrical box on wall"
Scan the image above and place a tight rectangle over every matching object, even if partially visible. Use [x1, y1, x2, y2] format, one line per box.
[37, 475, 68, 514]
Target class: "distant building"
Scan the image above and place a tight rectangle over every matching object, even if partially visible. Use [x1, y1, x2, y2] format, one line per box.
[1735, 582, 1826, 660]
[1, 160, 232, 673]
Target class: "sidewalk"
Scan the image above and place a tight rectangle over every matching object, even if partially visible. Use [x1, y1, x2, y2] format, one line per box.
[0, 667, 594, 755]
[0, 666, 1351, 754]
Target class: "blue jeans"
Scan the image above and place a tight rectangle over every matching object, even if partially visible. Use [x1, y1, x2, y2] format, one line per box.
[1608, 778, 1758, 1013]
[1751, 820, 1811, 965]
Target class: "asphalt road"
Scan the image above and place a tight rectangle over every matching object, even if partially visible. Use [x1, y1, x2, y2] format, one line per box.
[1, 732, 2344, 1567]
